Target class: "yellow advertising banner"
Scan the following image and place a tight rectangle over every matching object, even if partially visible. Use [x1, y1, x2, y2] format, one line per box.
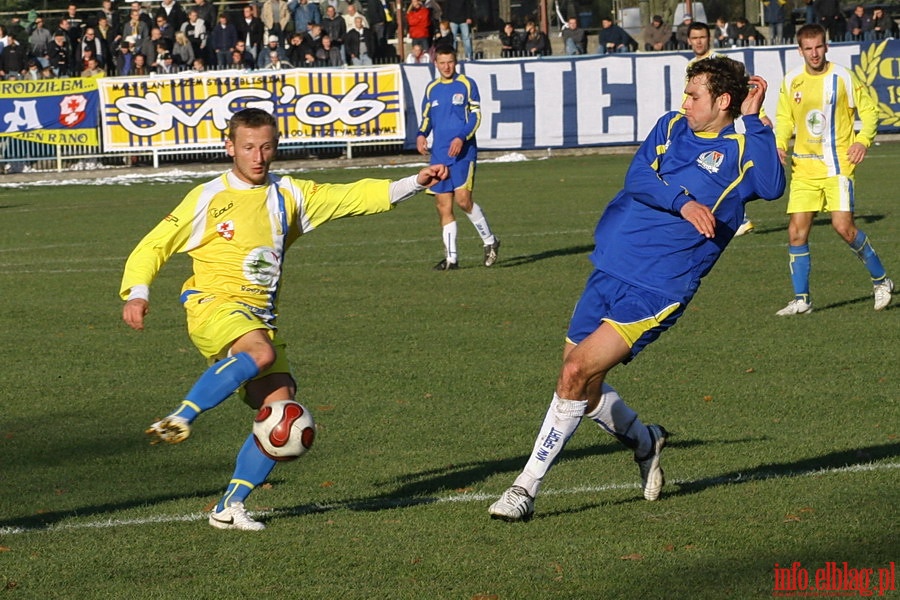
[98, 67, 405, 151]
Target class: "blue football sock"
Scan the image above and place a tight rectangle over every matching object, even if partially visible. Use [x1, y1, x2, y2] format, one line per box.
[217, 434, 277, 511]
[849, 230, 887, 284]
[169, 352, 260, 423]
[788, 244, 811, 302]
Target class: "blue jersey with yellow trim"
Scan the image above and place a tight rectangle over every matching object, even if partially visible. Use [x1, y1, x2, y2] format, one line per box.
[590, 111, 785, 304]
[417, 72, 480, 164]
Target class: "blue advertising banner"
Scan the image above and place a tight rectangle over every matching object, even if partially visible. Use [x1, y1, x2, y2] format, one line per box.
[0, 78, 100, 146]
[401, 39, 900, 151]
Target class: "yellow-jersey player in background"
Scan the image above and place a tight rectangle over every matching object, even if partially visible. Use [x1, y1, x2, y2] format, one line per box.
[120, 108, 448, 530]
[774, 24, 893, 315]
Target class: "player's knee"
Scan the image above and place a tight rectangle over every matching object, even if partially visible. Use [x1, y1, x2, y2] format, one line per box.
[247, 344, 277, 372]
[558, 356, 590, 396]
[832, 222, 856, 243]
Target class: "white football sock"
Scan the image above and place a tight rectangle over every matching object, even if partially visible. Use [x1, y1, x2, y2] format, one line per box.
[442, 221, 458, 263]
[465, 203, 495, 245]
[513, 393, 587, 498]
[584, 383, 651, 457]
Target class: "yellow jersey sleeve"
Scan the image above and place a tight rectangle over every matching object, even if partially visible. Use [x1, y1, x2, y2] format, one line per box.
[119, 183, 207, 300]
[290, 177, 393, 232]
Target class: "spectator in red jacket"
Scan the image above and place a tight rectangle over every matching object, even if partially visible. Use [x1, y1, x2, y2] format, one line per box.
[406, 0, 432, 50]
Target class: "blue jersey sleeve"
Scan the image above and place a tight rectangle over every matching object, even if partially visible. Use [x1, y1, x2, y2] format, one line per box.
[740, 114, 786, 202]
[622, 113, 695, 214]
[417, 81, 435, 139]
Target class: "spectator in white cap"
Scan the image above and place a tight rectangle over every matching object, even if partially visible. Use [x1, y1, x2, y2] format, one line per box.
[257, 33, 287, 67]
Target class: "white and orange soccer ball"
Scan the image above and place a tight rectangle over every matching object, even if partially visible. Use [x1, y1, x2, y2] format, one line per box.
[253, 400, 315, 461]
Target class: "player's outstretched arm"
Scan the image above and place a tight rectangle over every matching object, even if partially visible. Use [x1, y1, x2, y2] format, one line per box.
[387, 165, 449, 205]
[123, 298, 149, 331]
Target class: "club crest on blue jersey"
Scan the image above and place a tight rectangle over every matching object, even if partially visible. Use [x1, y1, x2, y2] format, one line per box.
[697, 150, 724, 174]
[452, 93, 465, 105]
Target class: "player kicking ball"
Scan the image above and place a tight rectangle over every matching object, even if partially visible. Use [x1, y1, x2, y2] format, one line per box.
[489, 57, 785, 521]
[121, 108, 447, 531]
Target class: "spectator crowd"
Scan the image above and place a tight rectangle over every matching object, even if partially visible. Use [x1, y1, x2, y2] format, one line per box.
[0, 0, 896, 80]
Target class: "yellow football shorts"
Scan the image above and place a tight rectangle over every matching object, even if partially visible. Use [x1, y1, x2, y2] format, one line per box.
[787, 175, 854, 214]
[184, 293, 293, 402]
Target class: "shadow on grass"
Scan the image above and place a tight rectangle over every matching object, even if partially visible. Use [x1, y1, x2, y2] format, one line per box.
[5, 441, 897, 530]
[271, 440, 900, 522]
[727, 213, 885, 237]
[0, 489, 224, 532]
[541, 441, 900, 519]
[498, 244, 594, 267]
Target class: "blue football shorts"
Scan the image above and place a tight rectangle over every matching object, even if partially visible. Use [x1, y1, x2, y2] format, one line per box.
[428, 157, 475, 195]
[566, 270, 684, 363]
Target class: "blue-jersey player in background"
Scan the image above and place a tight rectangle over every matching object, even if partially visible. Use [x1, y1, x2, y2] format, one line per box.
[489, 56, 786, 522]
[417, 47, 500, 270]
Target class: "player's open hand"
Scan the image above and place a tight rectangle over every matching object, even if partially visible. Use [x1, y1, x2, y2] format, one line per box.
[448, 137, 463, 158]
[416, 135, 429, 156]
[847, 141, 867, 165]
[417, 164, 449, 188]
[742, 75, 767, 117]
[123, 298, 149, 331]
[681, 200, 717, 239]
[777, 148, 788, 165]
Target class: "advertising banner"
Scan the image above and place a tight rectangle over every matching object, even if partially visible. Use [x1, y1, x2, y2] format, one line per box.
[98, 66, 405, 151]
[402, 39, 900, 150]
[0, 78, 100, 146]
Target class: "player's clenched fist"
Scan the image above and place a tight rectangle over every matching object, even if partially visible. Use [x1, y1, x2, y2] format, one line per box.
[417, 164, 449, 188]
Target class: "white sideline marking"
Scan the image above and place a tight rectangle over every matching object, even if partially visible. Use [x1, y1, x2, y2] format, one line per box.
[2, 461, 897, 535]
[0, 154, 533, 190]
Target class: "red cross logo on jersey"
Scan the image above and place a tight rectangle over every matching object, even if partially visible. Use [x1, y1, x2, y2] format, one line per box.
[216, 220, 235, 240]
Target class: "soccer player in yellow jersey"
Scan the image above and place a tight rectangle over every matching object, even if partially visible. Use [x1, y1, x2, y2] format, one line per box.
[120, 108, 448, 530]
[774, 24, 893, 314]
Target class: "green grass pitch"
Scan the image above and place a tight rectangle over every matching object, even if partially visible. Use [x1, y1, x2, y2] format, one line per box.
[0, 147, 897, 599]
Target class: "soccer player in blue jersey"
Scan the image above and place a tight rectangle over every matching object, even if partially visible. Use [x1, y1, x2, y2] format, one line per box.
[121, 108, 448, 531]
[489, 56, 786, 522]
[685, 21, 770, 236]
[774, 24, 893, 314]
[417, 47, 500, 270]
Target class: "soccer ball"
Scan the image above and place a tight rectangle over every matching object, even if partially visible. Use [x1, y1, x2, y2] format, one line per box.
[253, 400, 316, 461]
